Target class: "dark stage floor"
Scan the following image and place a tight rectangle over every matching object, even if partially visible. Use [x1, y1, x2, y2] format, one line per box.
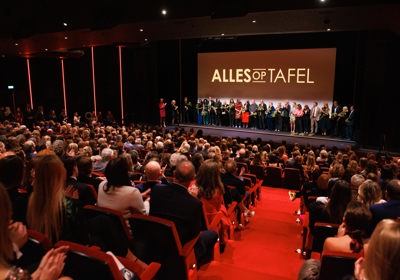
[177, 124, 356, 149]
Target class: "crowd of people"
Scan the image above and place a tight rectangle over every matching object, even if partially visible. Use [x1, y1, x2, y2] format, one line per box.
[159, 97, 356, 140]
[0, 104, 398, 279]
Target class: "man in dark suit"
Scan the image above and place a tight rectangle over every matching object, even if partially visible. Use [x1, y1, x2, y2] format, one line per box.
[150, 160, 218, 267]
[135, 160, 163, 194]
[370, 179, 400, 230]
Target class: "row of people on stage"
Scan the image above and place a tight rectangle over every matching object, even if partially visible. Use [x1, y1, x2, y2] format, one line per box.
[169, 97, 354, 140]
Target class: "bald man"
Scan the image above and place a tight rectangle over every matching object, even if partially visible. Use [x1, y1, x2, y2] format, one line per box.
[150, 160, 218, 267]
[135, 160, 164, 194]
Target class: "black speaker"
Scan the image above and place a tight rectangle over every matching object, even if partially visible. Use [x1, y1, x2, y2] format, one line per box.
[211, 0, 248, 19]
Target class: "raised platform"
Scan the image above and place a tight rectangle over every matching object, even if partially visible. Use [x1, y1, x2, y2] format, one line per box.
[178, 124, 356, 149]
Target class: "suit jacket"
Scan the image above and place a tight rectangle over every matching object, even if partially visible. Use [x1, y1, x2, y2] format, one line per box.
[370, 199, 400, 229]
[150, 182, 206, 245]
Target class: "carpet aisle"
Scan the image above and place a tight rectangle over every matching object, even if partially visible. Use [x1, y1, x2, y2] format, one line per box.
[198, 187, 304, 280]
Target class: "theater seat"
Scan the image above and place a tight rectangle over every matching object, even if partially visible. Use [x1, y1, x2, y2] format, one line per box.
[55, 240, 161, 280]
[262, 166, 282, 188]
[319, 250, 361, 280]
[282, 168, 302, 190]
[129, 214, 199, 280]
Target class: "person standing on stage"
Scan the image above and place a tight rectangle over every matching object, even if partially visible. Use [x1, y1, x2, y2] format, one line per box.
[228, 98, 235, 127]
[319, 103, 330, 136]
[282, 101, 290, 132]
[235, 99, 243, 128]
[289, 102, 297, 134]
[258, 99, 267, 129]
[202, 98, 209, 125]
[275, 102, 283, 132]
[266, 102, 275, 131]
[331, 100, 342, 136]
[196, 98, 203, 125]
[215, 98, 222, 126]
[208, 96, 216, 125]
[249, 99, 258, 129]
[242, 101, 250, 128]
[346, 105, 355, 140]
[337, 105, 349, 138]
[221, 100, 229, 126]
[159, 98, 167, 127]
[182, 96, 192, 124]
[171, 99, 179, 125]
[302, 104, 311, 135]
[294, 103, 304, 134]
[310, 101, 321, 135]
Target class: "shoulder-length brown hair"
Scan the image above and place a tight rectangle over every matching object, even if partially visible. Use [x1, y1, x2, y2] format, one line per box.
[0, 183, 14, 265]
[27, 154, 66, 244]
[197, 159, 224, 200]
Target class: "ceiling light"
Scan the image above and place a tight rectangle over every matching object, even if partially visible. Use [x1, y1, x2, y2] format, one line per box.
[221, 33, 225, 36]
[45, 48, 48, 51]
[145, 38, 148, 42]
[64, 36, 68, 40]
[252, 20, 256, 23]
[139, 28, 144, 32]
[161, 9, 167, 15]
[326, 28, 331, 32]
[320, 0, 326, 2]
[63, 22, 68, 27]
[14, 43, 19, 46]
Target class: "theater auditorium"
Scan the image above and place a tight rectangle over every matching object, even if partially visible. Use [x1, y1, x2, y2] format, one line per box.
[1, 1, 400, 280]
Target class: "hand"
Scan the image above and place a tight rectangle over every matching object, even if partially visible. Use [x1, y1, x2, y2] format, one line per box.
[239, 166, 245, 177]
[8, 222, 28, 249]
[337, 222, 346, 237]
[32, 246, 69, 280]
[354, 257, 365, 280]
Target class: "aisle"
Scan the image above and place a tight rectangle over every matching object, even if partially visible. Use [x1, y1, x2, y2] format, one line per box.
[198, 187, 304, 280]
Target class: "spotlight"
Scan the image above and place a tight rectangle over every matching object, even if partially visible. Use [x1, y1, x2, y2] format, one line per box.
[161, 9, 167, 15]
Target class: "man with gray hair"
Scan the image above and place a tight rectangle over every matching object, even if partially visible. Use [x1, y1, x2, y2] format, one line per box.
[93, 147, 114, 174]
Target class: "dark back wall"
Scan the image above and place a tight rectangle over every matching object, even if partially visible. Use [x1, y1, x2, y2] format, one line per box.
[0, 31, 399, 152]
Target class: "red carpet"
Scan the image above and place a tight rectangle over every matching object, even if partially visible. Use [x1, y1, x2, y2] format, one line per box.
[198, 187, 304, 280]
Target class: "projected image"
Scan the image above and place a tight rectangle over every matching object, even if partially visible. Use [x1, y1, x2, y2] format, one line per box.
[198, 48, 336, 108]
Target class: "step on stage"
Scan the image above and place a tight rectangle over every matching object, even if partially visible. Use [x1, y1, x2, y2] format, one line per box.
[178, 124, 356, 149]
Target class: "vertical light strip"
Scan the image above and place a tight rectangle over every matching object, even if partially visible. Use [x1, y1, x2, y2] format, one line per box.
[118, 46, 124, 124]
[178, 39, 182, 115]
[61, 58, 67, 116]
[91, 46, 97, 117]
[26, 58, 34, 109]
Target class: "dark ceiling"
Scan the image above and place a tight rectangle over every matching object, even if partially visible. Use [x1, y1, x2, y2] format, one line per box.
[0, 0, 399, 57]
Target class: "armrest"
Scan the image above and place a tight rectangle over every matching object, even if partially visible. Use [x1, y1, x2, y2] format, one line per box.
[208, 212, 222, 232]
[139, 262, 162, 280]
[116, 256, 161, 279]
[180, 234, 200, 257]
[226, 201, 238, 216]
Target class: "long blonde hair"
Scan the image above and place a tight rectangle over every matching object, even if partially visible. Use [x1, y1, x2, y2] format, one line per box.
[365, 219, 400, 280]
[27, 154, 66, 243]
[0, 184, 13, 265]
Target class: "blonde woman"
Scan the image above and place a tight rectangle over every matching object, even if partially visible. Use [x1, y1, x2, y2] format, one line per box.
[0, 184, 70, 280]
[27, 153, 66, 244]
[354, 219, 400, 280]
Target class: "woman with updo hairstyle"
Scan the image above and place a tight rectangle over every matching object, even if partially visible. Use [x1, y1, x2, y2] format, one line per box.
[196, 159, 231, 253]
[355, 219, 400, 280]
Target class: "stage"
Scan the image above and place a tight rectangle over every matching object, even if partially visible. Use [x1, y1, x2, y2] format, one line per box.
[178, 124, 356, 149]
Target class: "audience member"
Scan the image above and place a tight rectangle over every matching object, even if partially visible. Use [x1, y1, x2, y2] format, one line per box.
[97, 157, 148, 218]
[150, 160, 218, 267]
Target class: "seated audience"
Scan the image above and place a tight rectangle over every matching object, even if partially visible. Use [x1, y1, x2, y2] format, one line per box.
[0, 153, 29, 224]
[76, 155, 103, 192]
[97, 157, 148, 218]
[370, 179, 400, 230]
[27, 152, 66, 244]
[196, 159, 232, 253]
[150, 160, 218, 267]
[0, 184, 70, 280]
[323, 201, 372, 253]
[297, 259, 320, 280]
[357, 179, 386, 208]
[93, 147, 114, 174]
[135, 160, 164, 195]
[354, 219, 400, 280]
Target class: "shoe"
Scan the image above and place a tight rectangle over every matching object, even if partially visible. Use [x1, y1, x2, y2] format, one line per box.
[288, 191, 297, 201]
[244, 209, 255, 217]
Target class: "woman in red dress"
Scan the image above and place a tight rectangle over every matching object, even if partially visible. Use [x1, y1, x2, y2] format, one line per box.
[196, 159, 232, 253]
[159, 98, 167, 127]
